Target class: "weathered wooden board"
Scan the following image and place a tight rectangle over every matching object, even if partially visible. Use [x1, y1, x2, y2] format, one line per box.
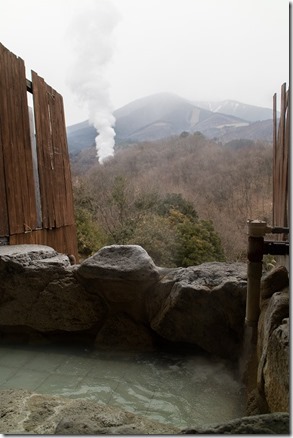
[273, 83, 289, 237]
[32, 71, 75, 229]
[0, 43, 37, 234]
[0, 45, 9, 237]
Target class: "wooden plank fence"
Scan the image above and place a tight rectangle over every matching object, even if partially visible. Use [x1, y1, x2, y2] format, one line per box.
[0, 43, 78, 260]
[273, 82, 290, 239]
[0, 43, 37, 236]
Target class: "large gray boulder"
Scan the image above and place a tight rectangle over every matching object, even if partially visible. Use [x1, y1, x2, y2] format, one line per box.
[76, 248, 248, 355]
[246, 267, 290, 416]
[258, 290, 289, 359]
[77, 245, 160, 282]
[26, 272, 106, 332]
[77, 245, 162, 323]
[260, 266, 289, 300]
[0, 244, 66, 269]
[77, 245, 160, 299]
[263, 317, 289, 412]
[149, 262, 247, 359]
[257, 290, 289, 411]
[0, 244, 106, 333]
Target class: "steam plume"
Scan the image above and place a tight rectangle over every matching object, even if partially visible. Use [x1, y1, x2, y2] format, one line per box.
[67, 0, 119, 163]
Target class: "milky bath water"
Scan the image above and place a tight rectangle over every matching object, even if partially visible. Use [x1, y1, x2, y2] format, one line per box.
[0, 344, 245, 429]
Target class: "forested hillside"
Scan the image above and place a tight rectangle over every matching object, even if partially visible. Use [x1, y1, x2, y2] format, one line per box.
[72, 133, 273, 266]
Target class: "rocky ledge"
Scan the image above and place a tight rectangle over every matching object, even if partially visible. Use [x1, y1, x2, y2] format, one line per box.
[0, 389, 179, 434]
[0, 389, 289, 435]
[0, 244, 247, 359]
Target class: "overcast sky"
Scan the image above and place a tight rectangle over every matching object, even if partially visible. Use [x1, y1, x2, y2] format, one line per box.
[0, 0, 289, 126]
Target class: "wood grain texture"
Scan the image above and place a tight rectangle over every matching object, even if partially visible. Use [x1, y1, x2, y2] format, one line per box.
[0, 43, 78, 260]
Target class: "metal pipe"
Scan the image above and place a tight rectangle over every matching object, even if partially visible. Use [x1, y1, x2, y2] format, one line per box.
[271, 227, 289, 234]
[263, 241, 289, 255]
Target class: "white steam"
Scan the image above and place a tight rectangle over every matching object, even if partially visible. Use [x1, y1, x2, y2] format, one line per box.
[67, 0, 120, 163]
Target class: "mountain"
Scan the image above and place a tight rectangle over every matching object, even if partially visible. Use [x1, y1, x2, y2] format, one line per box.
[113, 93, 253, 142]
[66, 120, 96, 155]
[114, 93, 219, 142]
[193, 99, 275, 122]
[66, 93, 273, 154]
[216, 119, 274, 143]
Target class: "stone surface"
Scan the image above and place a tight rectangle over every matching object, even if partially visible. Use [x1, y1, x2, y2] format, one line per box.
[0, 246, 248, 357]
[263, 318, 289, 412]
[77, 244, 160, 284]
[0, 245, 107, 333]
[0, 389, 288, 435]
[257, 290, 289, 395]
[181, 412, 289, 434]
[0, 389, 179, 435]
[244, 285, 290, 416]
[76, 245, 163, 323]
[0, 244, 70, 271]
[246, 388, 269, 416]
[94, 313, 155, 349]
[261, 266, 289, 300]
[149, 262, 247, 359]
[27, 271, 106, 332]
[258, 290, 289, 353]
